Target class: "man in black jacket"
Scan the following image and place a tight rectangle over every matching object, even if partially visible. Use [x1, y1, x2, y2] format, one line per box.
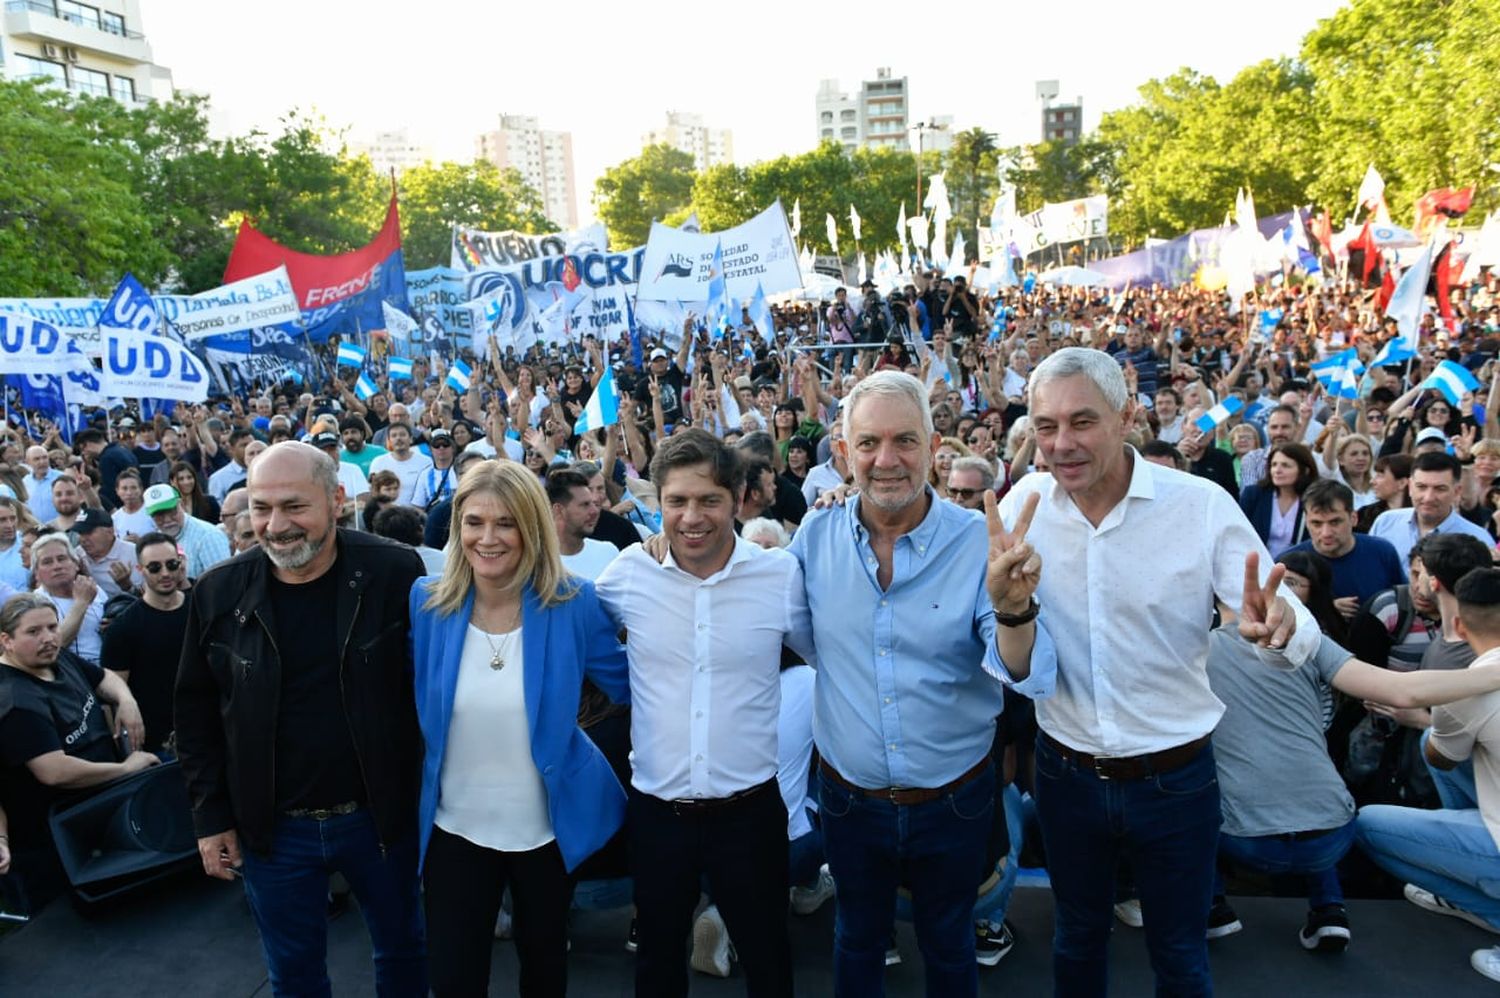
[175, 441, 426, 997]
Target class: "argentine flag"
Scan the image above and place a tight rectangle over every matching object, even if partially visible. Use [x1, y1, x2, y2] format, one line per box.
[574, 366, 621, 435]
[1193, 396, 1244, 434]
[354, 372, 378, 401]
[1370, 336, 1415, 368]
[1421, 359, 1480, 406]
[336, 341, 366, 369]
[445, 359, 472, 393]
[1382, 241, 1435, 365]
[387, 356, 413, 382]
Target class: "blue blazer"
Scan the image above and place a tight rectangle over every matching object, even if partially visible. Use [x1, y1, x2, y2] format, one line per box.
[1238, 483, 1307, 550]
[409, 576, 630, 873]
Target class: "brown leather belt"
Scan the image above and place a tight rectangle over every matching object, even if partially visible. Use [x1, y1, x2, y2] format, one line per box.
[1039, 731, 1210, 781]
[818, 756, 991, 806]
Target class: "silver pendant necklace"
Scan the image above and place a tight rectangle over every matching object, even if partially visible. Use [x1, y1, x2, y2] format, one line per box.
[479, 605, 520, 670]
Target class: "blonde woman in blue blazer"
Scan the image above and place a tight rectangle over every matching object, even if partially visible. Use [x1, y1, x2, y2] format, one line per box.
[410, 459, 629, 997]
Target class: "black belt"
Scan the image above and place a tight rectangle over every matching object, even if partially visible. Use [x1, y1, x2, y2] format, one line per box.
[663, 778, 775, 816]
[282, 801, 361, 820]
[819, 756, 991, 806]
[1039, 731, 1210, 781]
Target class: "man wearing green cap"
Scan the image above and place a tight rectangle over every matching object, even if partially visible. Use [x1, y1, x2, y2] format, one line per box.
[143, 483, 230, 578]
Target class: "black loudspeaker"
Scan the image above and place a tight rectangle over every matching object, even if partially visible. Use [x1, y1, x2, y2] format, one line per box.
[48, 759, 197, 903]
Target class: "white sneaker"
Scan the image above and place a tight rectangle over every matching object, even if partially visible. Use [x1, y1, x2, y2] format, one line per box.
[493, 906, 513, 940]
[1404, 883, 1500, 935]
[1472, 946, 1500, 982]
[790, 864, 836, 915]
[690, 905, 733, 978]
[1113, 899, 1144, 928]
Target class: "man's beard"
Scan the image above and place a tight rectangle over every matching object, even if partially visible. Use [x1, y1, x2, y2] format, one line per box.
[262, 528, 328, 570]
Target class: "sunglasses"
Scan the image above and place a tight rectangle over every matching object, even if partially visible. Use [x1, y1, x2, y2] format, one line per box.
[430, 439, 453, 448]
[144, 558, 182, 574]
[948, 488, 982, 500]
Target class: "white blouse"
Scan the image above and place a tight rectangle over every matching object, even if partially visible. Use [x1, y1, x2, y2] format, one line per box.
[434, 623, 553, 852]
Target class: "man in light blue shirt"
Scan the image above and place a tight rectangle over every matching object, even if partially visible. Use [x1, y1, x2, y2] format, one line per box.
[1369, 451, 1494, 574]
[789, 370, 1051, 997]
[0, 497, 27, 592]
[22, 445, 61, 524]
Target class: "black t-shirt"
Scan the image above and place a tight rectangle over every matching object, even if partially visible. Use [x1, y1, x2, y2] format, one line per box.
[99, 595, 190, 752]
[636, 365, 686, 424]
[268, 565, 367, 811]
[770, 476, 808, 527]
[591, 508, 641, 552]
[133, 443, 167, 474]
[0, 652, 114, 854]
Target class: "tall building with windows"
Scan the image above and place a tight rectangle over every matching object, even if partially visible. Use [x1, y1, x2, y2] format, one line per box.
[1037, 80, 1083, 147]
[0, 0, 173, 104]
[815, 67, 910, 153]
[641, 111, 732, 170]
[474, 114, 578, 229]
[350, 128, 432, 177]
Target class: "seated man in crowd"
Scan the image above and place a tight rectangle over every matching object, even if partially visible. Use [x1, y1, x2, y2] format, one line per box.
[0, 593, 158, 907]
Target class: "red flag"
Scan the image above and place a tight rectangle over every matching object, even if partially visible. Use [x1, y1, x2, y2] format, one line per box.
[1375, 266, 1397, 312]
[1429, 241, 1457, 326]
[1346, 221, 1384, 287]
[561, 256, 581, 293]
[1415, 186, 1475, 239]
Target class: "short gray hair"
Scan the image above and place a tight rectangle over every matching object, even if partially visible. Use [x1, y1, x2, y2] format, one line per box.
[843, 370, 934, 438]
[949, 456, 996, 490]
[740, 516, 790, 548]
[1029, 347, 1128, 412]
[30, 532, 78, 564]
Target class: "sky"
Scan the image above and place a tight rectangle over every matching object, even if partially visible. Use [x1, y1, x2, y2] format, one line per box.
[140, 0, 1348, 225]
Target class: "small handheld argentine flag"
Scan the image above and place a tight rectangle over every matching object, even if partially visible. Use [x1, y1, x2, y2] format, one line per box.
[1421, 359, 1481, 406]
[387, 356, 413, 382]
[445, 359, 472, 393]
[354, 372, 378, 401]
[336, 342, 366, 369]
[1193, 396, 1244, 434]
[574, 366, 620, 435]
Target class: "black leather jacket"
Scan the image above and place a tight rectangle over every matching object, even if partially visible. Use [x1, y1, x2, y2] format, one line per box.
[174, 530, 425, 855]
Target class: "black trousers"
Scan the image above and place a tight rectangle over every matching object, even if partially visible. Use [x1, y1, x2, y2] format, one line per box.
[630, 780, 792, 998]
[423, 826, 574, 997]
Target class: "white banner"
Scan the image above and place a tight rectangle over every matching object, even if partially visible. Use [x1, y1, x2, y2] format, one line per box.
[0, 309, 87, 374]
[1015, 195, 1109, 255]
[451, 222, 608, 272]
[163, 266, 302, 340]
[100, 326, 210, 401]
[636, 201, 802, 302]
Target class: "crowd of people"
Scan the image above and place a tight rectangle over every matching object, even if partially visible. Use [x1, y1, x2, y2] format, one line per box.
[3, 264, 1500, 996]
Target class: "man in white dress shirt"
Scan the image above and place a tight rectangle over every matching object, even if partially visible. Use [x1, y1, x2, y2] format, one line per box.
[992, 347, 1316, 996]
[596, 428, 815, 998]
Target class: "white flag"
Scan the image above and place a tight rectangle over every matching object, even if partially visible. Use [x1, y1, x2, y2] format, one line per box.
[849, 204, 862, 243]
[826, 213, 839, 255]
[790, 198, 801, 238]
[1358, 164, 1385, 210]
[1385, 239, 1435, 355]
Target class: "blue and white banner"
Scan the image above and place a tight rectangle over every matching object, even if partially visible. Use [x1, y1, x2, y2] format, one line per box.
[1422, 359, 1481, 406]
[0, 310, 87, 374]
[381, 301, 420, 356]
[636, 201, 802, 302]
[1193, 396, 1245, 434]
[464, 246, 647, 348]
[404, 266, 470, 351]
[574, 365, 620, 435]
[160, 266, 302, 342]
[100, 326, 211, 401]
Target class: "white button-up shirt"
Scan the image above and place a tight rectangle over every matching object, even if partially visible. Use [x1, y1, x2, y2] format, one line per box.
[995, 450, 1318, 757]
[595, 536, 816, 801]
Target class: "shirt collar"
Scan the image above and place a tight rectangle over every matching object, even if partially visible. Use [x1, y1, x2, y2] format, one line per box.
[847, 486, 944, 557]
[1045, 446, 1155, 510]
[660, 531, 757, 582]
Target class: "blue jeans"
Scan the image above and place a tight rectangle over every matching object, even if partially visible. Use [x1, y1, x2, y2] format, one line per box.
[239, 810, 426, 998]
[820, 761, 994, 998]
[1355, 731, 1500, 930]
[1034, 735, 1221, 998]
[892, 782, 1023, 926]
[789, 819, 826, 888]
[1214, 819, 1357, 909]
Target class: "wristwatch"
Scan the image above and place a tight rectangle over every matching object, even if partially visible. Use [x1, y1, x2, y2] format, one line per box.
[994, 598, 1040, 627]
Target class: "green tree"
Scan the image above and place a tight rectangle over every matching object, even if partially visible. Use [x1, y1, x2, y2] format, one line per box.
[0, 80, 161, 297]
[593, 144, 697, 247]
[944, 128, 1000, 241]
[396, 159, 550, 269]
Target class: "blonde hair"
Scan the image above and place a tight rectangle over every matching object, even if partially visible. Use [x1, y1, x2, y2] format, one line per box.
[1473, 439, 1500, 460]
[422, 460, 576, 615]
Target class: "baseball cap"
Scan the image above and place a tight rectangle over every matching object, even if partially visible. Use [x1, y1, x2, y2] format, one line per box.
[429, 427, 453, 444]
[649, 348, 669, 361]
[311, 430, 341, 449]
[116, 416, 137, 430]
[734, 376, 753, 392]
[70, 507, 112, 534]
[143, 484, 182, 515]
[1415, 427, 1448, 447]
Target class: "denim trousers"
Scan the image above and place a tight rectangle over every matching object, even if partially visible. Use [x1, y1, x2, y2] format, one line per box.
[1214, 818, 1357, 909]
[819, 761, 995, 998]
[1034, 735, 1221, 998]
[1355, 730, 1500, 930]
[239, 809, 426, 998]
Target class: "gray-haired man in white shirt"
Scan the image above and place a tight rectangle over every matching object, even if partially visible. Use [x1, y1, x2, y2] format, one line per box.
[990, 347, 1316, 996]
[596, 428, 815, 998]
